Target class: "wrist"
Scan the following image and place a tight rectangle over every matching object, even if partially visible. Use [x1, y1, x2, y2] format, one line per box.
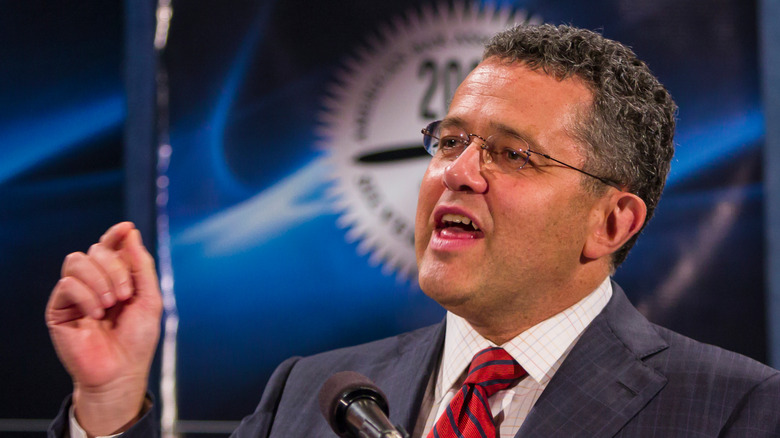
[72, 378, 149, 436]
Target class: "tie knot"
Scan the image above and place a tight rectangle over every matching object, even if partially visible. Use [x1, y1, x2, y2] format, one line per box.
[464, 347, 526, 397]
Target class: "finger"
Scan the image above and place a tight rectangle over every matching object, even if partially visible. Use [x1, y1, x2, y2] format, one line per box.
[46, 276, 105, 324]
[87, 243, 133, 301]
[125, 229, 160, 300]
[61, 252, 116, 309]
[99, 222, 136, 250]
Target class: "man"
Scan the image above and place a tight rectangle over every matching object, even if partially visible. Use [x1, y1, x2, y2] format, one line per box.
[47, 24, 779, 437]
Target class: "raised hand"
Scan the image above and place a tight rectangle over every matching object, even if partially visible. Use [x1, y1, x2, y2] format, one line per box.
[46, 222, 163, 436]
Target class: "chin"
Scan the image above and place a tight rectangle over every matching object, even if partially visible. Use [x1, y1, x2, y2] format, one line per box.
[418, 264, 474, 309]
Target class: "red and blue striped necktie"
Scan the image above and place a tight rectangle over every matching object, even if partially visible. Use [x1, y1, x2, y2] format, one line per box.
[428, 347, 527, 438]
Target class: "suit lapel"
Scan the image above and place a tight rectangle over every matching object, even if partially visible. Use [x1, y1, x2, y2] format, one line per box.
[371, 320, 446, 435]
[516, 283, 668, 438]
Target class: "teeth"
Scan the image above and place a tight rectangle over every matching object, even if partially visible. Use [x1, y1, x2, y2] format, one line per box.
[442, 214, 479, 230]
[442, 213, 470, 225]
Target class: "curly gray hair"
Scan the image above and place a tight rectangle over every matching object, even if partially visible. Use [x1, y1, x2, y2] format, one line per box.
[483, 24, 677, 268]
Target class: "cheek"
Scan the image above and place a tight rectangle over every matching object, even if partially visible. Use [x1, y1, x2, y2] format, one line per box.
[414, 166, 443, 254]
[490, 192, 568, 250]
[500, 194, 590, 258]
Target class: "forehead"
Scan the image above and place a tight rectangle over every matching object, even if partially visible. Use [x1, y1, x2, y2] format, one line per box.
[446, 58, 593, 153]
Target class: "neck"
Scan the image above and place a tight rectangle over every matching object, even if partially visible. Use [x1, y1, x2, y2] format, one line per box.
[455, 273, 611, 345]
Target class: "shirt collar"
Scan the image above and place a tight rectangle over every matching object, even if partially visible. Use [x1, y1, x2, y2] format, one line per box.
[436, 277, 613, 398]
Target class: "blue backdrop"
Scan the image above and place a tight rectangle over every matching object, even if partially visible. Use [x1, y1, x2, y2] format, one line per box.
[0, 3, 126, 435]
[0, 0, 774, 436]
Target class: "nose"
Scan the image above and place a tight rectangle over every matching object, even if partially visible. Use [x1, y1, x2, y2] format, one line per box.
[442, 142, 488, 193]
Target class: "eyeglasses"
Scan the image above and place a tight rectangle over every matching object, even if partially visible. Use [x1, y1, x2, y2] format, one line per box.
[421, 120, 622, 190]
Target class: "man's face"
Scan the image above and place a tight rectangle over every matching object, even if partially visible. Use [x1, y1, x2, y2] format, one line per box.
[415, 58, 603, 325]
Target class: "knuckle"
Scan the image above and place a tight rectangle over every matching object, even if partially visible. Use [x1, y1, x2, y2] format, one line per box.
[64, 251, 85, 263]
[87, 243, 102, 256]
[49, 277, 75, 307]
[62, 252, 85, 274]
[56, 276, 72, 289]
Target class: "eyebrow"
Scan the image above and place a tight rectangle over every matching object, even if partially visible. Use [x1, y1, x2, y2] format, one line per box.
[439, 117, 467, 130]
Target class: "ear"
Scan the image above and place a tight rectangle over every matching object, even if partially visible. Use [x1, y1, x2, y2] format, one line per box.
[582, 191, 647, 261]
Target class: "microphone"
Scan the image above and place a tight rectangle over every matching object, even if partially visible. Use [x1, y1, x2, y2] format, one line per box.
[318, 371, 409, 438]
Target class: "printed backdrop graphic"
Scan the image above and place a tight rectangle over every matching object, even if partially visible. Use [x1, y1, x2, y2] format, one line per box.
[163, 0, 766, 426]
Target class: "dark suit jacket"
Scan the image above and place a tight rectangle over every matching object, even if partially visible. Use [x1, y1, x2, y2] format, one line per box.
[49, 283, 780, 437]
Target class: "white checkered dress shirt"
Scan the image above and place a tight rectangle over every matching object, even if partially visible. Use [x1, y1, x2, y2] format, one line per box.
[417, 277, 613, 438]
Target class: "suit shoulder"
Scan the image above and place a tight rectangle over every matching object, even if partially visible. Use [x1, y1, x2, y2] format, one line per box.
[631, 324, 780, 435]
[286, 322, 443, 377]
[648, 323, 778, 385]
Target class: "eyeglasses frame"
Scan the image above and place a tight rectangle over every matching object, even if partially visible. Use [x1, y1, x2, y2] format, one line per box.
[421, 120, 623, 191]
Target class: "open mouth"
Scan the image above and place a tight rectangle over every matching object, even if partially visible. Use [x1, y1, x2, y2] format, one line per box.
[436, 213, 483, 239]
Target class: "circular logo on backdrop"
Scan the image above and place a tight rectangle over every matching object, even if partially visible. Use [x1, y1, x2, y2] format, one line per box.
[319, 2, 539, 280]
